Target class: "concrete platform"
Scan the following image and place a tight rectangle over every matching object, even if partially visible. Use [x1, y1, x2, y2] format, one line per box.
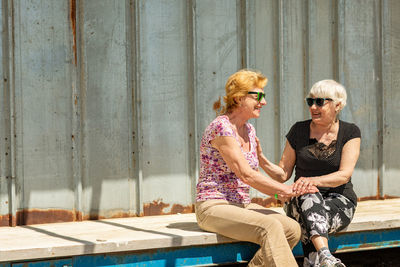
[1, 199, 400, 263]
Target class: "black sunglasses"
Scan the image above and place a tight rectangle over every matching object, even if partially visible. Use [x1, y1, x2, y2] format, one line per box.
[306, 97, 333, 107]
[248, 92, 265, 102]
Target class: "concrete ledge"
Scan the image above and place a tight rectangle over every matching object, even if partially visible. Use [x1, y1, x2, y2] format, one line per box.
[1, 199, 399, 262]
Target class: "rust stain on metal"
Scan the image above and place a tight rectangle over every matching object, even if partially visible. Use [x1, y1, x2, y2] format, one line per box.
[83, 214, 106, 220]
[170, 204, 194, 214]
[2, 195, 399, 227]
[16, 209, 82, 226]
[382, 195, 399, 199]
[82, 211, 137, 221]
[76, 210, 82, 221]
[358, 243, 380, 249]
[10, 215, 16, 227]
[0, 214, 11, 226]
[377, 173, 381, 199]
[69, 0, 77, 65]
[251, 197, 282, 208]
[357, 240, 400, 249]
[358, 196, 383, 201]
[143, 200, 170, 216]
[142, 200, 194, 216]
[108, 211, 138, 218]
[358, 195, 400, 201]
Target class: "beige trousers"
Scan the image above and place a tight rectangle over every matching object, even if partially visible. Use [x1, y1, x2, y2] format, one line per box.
[195, 199, 301, 267]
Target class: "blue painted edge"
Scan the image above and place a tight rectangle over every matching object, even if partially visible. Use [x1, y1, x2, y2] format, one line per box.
[293, 228, 400, 256]
[4, 228, 400, 266]
[11, 258, 72, 267]
[73, 228, 400, 266]
[74, 242, 259, 267]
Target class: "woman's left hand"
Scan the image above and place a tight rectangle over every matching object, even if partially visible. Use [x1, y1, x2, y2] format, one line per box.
[293, 177, 319, 195]
[276, 194, 292, 203]
[255, 137, 263, 157]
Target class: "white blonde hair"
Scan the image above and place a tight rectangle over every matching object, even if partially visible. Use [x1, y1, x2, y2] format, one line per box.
[308, 79, 347, 111]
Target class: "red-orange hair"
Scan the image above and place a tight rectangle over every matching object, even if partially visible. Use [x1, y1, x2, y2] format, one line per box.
[213, 69, 267, 115]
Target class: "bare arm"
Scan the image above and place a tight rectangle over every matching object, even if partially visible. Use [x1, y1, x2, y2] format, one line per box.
[211, 136, 295, 197]
[256, 138, 296, 183]
[293, 137, 361, 193]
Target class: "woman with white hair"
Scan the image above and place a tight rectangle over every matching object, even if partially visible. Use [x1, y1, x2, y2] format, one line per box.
[256, 80, 361, 267]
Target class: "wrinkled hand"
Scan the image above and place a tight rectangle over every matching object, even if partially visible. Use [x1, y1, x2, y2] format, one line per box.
[275, 184, 296, 203]
[292, 177, 319, 195]
[276, 194, 292, 203]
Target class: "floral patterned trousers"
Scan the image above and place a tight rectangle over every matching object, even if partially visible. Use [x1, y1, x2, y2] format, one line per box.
[284, 192, 356, 262]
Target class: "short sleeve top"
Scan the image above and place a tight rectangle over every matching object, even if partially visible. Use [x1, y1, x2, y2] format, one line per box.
[286, 120, 361, 204]
[196, 115, 259, 204]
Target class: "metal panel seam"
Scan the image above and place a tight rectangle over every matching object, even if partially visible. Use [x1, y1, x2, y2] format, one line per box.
[78, 0, 88, 219]
[187, 0, 198, 204]
[6, 0, 17, 227]
[276, 0, 283, 162]
[125, 0, 136, 214]
[71, 0, 83, 221]
[378, 0, 387, 198]
[133, 0, 143, 216]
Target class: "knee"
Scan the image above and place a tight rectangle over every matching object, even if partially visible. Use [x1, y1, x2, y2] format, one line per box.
[258, 218, 290, 242]
[259, 217, 283, 234]
[299, 192, 324, 204]
[286, 219, 301, 248]
[292, 222, 301, 246]
[257, 218, 301, 249]
[291, 219, 301, 237]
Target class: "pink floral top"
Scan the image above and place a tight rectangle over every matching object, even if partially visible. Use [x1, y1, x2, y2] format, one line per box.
[196, 115, 259, 204]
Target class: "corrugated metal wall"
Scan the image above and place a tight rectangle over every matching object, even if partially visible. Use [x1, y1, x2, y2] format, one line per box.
[0, 0, 399, 226]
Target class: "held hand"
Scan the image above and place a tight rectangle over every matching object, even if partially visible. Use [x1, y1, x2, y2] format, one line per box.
[293, 177, 319, 195]
[277, 194, 292, 203]
[274, 184, 296, 203]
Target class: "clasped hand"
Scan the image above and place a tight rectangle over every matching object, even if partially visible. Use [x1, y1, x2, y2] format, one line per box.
[276, 179, 319, 202]
[292, 177, 319, 195]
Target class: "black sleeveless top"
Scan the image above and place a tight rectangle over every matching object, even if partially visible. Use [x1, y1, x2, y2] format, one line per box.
[286, 120, 361, 205]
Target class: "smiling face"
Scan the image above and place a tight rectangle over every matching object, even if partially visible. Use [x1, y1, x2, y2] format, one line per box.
[308, 94, 339, 125]
[223, 70, 268, 116]
[237, 87, 267, 119]
[307, 80, 347, 125]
